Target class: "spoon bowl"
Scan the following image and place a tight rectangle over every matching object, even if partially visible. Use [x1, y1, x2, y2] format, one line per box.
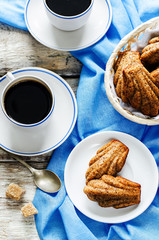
[33, 169, 61, 193]
[9, 152, 61, 193]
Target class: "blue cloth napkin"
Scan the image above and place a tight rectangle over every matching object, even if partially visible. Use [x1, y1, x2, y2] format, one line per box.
[0, 0, 27, 30]
[1, 0, 159, 239]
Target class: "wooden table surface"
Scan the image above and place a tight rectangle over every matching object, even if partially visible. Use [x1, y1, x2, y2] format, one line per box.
[0, 23, 82, 240]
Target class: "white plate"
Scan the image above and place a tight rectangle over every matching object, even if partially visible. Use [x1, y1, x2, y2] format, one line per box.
[0, 67, 77, 156]
[24, 0, 112, 51]
[64, 131, 158, 223]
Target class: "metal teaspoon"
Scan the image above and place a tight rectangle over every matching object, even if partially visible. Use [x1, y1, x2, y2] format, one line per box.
[11, 154, 61, 193]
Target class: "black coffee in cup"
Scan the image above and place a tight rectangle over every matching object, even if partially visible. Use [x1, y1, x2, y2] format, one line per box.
[46, 0, 91, 16]
[4, 80, 53, 125]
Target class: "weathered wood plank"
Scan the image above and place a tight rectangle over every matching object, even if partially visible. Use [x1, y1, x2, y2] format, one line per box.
[0, 163, 39, 240]
[0, 23, 82, 77]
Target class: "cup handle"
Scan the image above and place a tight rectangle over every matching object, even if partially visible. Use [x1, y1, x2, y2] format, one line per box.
[6, 72, 15, 82]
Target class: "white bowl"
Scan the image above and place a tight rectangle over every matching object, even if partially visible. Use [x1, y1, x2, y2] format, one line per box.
[105, 17, 159, 125]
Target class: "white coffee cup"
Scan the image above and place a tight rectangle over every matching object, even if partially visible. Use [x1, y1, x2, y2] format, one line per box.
[43, 0, 94, 31]
[1, 72, 55, 128]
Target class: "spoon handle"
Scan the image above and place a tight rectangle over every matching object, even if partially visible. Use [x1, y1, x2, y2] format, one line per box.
[11, 154, 35, 174]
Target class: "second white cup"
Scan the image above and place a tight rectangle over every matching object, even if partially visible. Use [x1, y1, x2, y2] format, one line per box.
[1, 72, 55, 128]
[43, 0, 94, 31]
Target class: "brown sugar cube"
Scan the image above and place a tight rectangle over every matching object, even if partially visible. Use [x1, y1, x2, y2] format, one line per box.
[21, 202, 38, 217]
[6, 183, 25, 200]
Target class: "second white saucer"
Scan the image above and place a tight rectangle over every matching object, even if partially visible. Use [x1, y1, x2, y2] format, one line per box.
[0, 67, 77, 156]
[25, 0, 112, 51]
[65, 131, 158, 223]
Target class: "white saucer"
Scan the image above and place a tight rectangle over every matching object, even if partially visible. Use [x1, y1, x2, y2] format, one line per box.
[64, 131, 158, 223]
[0, 67, 77, 156]
[24, 0, 112, 51]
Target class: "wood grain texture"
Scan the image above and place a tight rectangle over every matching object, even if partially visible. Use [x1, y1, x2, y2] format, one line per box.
[0, 23, 82, 77]
[0, 23, 81, 239]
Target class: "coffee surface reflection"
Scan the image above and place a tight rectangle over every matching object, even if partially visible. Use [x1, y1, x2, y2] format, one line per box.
[4, 80, 53, 125]
[46, 0, 91, 16]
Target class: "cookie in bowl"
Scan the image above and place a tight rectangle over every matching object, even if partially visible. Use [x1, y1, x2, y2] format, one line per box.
[113, 49, 159, 117]
[105, 17, 159, 125]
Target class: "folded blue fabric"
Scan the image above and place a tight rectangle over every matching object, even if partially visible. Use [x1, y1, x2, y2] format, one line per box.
[0, 0, 27, 30]
[1, 0, 159, 239]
